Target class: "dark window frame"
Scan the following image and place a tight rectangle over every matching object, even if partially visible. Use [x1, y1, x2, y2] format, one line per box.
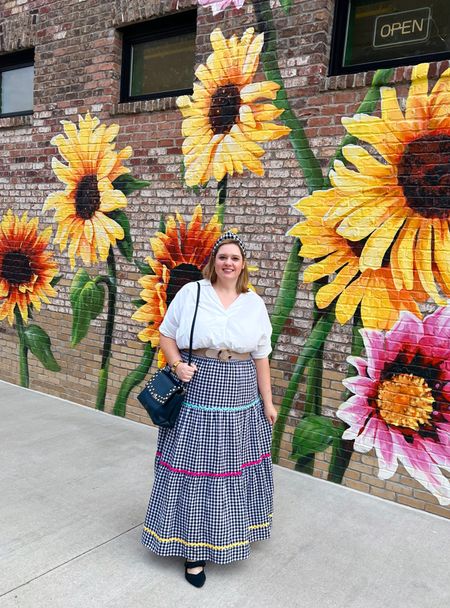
[0, 49, 34, 117]
[329, 0, 450, 76]
[119, 10, 197, 103]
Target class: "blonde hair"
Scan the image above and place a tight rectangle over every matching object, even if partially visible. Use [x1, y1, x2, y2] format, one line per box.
[203, 239, 249, 293]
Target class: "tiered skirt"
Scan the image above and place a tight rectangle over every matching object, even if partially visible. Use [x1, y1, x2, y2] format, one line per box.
[141, 354, 273, 564]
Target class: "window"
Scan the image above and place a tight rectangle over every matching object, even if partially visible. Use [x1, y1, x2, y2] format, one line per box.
[120, 10, 197, 102]
[330, 0, 450, 75]
[0, 49, 34, 117]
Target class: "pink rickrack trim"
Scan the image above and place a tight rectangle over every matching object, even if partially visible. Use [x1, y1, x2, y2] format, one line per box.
[155, 451, 271, 478]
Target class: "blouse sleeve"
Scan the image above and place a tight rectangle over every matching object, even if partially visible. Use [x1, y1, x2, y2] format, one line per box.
[159, 283, 189, 339]
[251, 301, 273, 359]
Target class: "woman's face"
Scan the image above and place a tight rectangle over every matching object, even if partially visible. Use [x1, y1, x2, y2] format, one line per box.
[214, 243, 244, 284]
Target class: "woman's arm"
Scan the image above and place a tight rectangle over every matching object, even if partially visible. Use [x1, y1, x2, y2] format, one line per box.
[159, 334, 197, 382]
[254, 357, 277, 425]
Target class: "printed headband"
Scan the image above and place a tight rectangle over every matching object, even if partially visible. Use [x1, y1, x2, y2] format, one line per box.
[211, 230, 247, 257]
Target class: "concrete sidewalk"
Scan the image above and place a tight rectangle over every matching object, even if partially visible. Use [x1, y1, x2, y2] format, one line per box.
[0, 380, 449, 608]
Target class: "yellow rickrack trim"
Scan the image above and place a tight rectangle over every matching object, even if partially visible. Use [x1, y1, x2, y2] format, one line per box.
[143, 514, 273, 551]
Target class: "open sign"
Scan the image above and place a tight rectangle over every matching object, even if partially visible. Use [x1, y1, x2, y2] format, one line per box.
[373, 7, 431, 48]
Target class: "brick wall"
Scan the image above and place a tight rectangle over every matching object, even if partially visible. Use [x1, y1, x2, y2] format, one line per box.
[1, 0, 449, 518]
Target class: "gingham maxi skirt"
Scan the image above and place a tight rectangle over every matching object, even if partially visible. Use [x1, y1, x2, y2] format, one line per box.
[141, 353, 273, 564]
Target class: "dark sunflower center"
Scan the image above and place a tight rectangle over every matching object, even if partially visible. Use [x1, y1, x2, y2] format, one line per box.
[209, 85, 241, 135]
[75, 174, 101, 220]
[166, 264, 203, 307]
[348, 239, 365, 259]
[1, 251, 33, 285]
[398, 134, 450, 218]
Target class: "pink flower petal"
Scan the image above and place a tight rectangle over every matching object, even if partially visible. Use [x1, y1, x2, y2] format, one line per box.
[354, 415, 378, 453]
[422, 434, 450, 471]
[421, 307, 450, 364]
[337, 395, 372, 438]
[360, 328, 385, 380]
[395, 434, 450, 506]
[347, 355, 368, 377]
[198, 0, 245, 15]
[342, 375, 377, 398]
[442, 382, 450, 402]
[385, 311, 423, 366]
[374, 423, 399, 479]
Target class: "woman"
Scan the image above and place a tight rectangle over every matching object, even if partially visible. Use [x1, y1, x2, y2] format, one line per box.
[141, 231, 277, 588]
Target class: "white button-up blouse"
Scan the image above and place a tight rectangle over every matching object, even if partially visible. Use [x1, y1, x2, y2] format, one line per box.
[159, 279, 272, 359]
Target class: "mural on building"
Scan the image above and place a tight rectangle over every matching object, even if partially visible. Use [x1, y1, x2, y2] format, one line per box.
[0, 210, 60, 387]
[1, 0, 449, 510]
[44, 112, 150, 410]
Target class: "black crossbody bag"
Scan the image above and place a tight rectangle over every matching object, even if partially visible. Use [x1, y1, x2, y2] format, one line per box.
[137, 282, 201, 428]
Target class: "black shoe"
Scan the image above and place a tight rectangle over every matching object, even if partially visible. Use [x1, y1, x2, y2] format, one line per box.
[184, 560, 206, 588]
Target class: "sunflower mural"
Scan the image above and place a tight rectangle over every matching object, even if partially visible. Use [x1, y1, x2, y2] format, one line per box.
[133, 205, 221, 366]
[274, 62, 450, 502]
[0, 210, 60, 387]
[177, 27, 290, 187]
[44, 112, 149, 411]
[43, 112, 132, 269]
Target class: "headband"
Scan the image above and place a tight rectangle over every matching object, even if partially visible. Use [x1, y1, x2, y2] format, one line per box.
[211, 230, 247, 258]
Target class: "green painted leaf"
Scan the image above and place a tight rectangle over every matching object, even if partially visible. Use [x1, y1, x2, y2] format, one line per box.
[50, 275, 62, 287]
[291, 414, 337, 460]
[280, 0, 293, 13]
[159, 213, 166, 234]
[132, 298, 146, 308]
[24, 324, 61, 372]
[135, 259, 154, 275]
[108, 210, 133, 262]
[112, 174, 151, 196]
[69, 268, 90, 304]
[70, 271, 105, 346]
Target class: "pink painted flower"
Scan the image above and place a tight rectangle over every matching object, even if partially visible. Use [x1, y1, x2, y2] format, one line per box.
[337, 308, 450, 505]
[198, 0, 245, 16]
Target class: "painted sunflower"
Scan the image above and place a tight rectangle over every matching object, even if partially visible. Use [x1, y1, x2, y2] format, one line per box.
[177, 27, 291, 186]
[44, 112, 132, 268]
[322, 63, 450, 305]
[289, 188, 426, 330]
[132, 206, 221, 363]
[0, 210, 58, 324]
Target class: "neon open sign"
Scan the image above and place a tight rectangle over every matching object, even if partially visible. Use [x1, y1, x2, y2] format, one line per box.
[373, 7, 431, 48]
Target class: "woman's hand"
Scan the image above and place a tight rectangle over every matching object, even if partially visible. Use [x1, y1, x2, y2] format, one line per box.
[264, 402, 278, 426]
[175, 362, 197, 382]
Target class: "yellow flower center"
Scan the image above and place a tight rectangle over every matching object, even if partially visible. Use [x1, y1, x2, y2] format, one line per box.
[209, 84, 241, 135]
[1, 251, 33, 285]
[75, 174, 101, 220]
[398, 135, 450, 218]
[377, 373, 434, 431]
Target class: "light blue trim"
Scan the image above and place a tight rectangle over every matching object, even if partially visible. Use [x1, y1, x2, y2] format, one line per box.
[183, 397, 260, 412]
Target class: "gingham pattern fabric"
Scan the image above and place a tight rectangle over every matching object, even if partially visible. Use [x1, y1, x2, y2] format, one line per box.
[211, 230, 246, 257]
[142, 353, 273, 564]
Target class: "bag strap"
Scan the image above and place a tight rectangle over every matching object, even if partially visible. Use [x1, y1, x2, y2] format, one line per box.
[187, 282, 201, 366]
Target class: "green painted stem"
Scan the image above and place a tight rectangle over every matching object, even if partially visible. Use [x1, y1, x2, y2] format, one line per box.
[15, 308, 29, 388]
[253, 0, 324, 192]
[270, 238, 302, 355]
[113, 343, 156, 417]
[324, 68, 394, 186]
[271, 309, 335, 463]
[95, 248, 117, 411]
[295, 283, 326, 472]
[215, 176, 227, 227]
[327, 308, 364, 483]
